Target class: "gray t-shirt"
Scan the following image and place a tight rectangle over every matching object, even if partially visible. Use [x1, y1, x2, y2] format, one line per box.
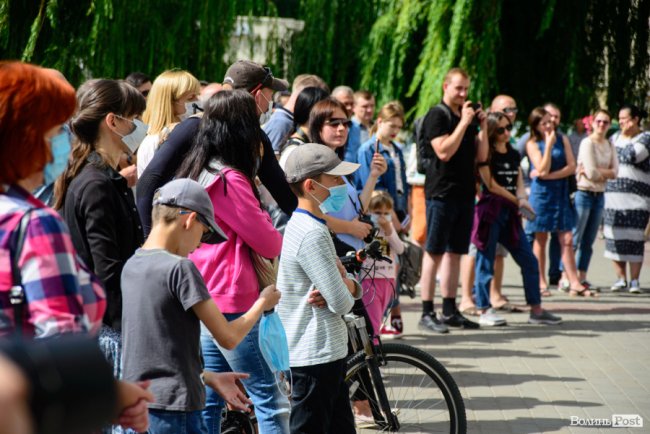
[121, 248, 212, 411]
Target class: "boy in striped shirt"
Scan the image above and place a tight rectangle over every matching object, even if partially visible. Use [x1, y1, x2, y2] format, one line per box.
[277, 144, 363, 434]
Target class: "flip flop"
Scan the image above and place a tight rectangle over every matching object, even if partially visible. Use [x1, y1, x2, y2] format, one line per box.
[494, 302, 524, 313]
[460, 306, 479, 316]
[569, 287, 598, 298]
[540, 288, 552, 297]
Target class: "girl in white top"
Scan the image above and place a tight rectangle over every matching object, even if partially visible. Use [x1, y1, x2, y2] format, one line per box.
[573, 109, 618, 286]
[137, 70, 200, 177]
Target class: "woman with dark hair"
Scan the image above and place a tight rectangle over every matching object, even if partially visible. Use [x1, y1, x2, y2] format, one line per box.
[176, 90, 289, 434]
[525, 107, 592, 297]
[0, 61, 152, 433]
[55, 78, 147, 378]
[604, 104, 650, 293]
[472, 112, 561, 325]
[573, 109, 618, 287]
[307, 98, 387, 253]
[278, 86, 329, 168]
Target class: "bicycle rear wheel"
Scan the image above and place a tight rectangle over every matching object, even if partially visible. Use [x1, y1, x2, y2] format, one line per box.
[346, 343, 466, 433]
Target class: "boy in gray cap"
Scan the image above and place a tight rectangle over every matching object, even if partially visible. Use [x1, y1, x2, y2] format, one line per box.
[277, 144, 362, 433]
[120, 178, 281, 433]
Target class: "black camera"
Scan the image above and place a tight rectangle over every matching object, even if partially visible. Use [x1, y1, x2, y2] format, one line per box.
[358, 213, 379, 243]
[340, 240, 391, 274]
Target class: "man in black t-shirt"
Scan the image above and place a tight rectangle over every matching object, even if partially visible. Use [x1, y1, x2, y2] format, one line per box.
[417, 68, 488, 333]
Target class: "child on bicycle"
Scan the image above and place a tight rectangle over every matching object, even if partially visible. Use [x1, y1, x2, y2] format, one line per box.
[362, 191, 405, 339]
[120, 178, 281, 433]
[277, 143, 362, 434]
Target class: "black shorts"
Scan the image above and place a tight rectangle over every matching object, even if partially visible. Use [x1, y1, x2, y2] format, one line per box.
[425, 197, 474, 255]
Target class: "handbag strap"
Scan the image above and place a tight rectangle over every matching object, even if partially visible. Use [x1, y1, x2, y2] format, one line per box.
[10, 210, 33, 335]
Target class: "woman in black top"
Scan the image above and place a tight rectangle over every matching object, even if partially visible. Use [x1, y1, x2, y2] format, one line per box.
[472, 112, 562, 325]
[54, 79, 146, 376]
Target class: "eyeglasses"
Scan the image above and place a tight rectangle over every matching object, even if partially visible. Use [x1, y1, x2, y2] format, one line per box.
[503, 107, 518, 114]
[325, 118, 352, 128]
[495, 124, 514, 135]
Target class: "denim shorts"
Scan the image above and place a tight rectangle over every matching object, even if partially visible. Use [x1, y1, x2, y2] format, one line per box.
[425, 197, 474, 254]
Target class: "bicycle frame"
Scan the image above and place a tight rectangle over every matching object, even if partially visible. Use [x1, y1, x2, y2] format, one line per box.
[345, 313, 401, 431]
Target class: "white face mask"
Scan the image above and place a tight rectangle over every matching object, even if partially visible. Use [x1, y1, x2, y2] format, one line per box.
[370, 213, 392, 224]
[179, 101, 198, 121]
[115, 116, 148, 153]
[258, 91, 273, 125]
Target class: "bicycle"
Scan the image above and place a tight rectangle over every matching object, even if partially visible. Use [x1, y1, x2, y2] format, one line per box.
[341, 243, 467, 434]
[221, 242, 467, 433]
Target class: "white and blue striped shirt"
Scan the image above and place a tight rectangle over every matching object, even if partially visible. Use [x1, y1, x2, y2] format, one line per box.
[277, 210, 360, 367]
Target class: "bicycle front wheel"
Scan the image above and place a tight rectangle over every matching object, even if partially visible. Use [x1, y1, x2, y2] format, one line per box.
[346, 342, 467, 433]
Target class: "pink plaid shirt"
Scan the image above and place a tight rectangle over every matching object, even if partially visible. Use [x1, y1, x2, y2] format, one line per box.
[0, 185, 106, 338]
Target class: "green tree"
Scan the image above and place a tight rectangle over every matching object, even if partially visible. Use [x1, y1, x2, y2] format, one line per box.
[0, 0, 274, 85]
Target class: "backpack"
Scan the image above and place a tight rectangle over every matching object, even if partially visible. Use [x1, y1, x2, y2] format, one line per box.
[415, 103, 453, 174]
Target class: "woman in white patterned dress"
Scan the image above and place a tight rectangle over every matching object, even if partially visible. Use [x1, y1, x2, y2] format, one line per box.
[604, 104, 650, 294]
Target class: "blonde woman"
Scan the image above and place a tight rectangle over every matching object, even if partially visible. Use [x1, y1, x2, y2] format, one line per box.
[137, 70, 200, 177]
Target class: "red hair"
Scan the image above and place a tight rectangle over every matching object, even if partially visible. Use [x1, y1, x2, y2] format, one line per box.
[0, 61, 76, 186]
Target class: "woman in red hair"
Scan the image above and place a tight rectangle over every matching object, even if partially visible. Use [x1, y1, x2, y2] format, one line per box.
[0, 61, 152, 432]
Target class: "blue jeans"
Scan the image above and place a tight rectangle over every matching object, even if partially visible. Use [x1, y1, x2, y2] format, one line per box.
[475, 208, 542, 309]
[573, 191, 604, 272]
[149, 410, 207, 434]
[200, 313, 290, 434]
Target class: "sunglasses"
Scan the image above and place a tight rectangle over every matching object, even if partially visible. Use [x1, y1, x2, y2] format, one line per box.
[326, 118, 352, 128]
[495, 124, 514, 135]
[503, 107, 518, 114]
[594, 119, 610, 125]
[141, 90, 150, 97]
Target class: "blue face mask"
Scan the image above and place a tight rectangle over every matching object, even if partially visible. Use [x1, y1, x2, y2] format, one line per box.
[258, 311, 291, 396]
[310, 180, 348, 214]
[44, 130, 71, 185]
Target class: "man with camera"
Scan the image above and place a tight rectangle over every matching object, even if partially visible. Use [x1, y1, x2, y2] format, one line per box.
[417, 67, 489, 333]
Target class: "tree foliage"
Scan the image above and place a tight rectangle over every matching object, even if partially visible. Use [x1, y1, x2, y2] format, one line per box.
[1, 0, 648, 124]
[0, 0, 275, 85]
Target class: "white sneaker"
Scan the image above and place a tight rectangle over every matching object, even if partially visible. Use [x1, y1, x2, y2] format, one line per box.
[479, 308, 507, 326]
[558, 279, 570, 293]
[610, 279, 627, 292]
[629, 280, 642, 294]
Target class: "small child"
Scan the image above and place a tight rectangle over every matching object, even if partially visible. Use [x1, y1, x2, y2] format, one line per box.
[277, 143, 363, 434]
[362, 191, 405, 339]
[121, 178, 280, 434]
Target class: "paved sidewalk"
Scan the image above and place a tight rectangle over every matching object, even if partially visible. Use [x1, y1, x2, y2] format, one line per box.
[395, 238, 650, 433]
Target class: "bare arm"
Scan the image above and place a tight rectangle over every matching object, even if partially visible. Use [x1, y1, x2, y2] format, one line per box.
[359, 153, 388, 210]
[431, 101, 474, 162]
[526, 131, 554, 176]
[478, 165, 518, 205]
[193, 285, 280, 350]
[323, 215, 371, 241]
[539, 135, 576, 180]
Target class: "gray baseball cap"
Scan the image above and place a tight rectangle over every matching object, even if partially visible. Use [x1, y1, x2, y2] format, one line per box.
[152, 178, 227, 244]
[284, 143, 360, 183]
[223, 60, 288, 92]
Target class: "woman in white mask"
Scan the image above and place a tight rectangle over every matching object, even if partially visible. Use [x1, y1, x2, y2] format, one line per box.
[53, 79, 147, 402]
[137, 70, 200, 177]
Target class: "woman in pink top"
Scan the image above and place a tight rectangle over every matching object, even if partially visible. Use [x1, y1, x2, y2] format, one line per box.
[176, 90, 288, 434]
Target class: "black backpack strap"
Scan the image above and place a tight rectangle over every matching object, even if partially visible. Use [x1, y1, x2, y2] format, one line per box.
[10, 210, 33, 336]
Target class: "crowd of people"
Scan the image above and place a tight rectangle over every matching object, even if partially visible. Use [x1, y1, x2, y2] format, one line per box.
[0, 58, 648, 434]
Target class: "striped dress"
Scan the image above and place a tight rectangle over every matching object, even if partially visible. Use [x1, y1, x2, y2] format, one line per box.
[603, 131, 650, 262]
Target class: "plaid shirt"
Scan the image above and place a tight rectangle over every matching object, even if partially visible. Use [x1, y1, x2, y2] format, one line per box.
[0, 185, 106, 338]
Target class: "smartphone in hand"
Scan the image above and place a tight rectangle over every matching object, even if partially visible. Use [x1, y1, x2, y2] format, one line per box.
[520, 206, 536, 221]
